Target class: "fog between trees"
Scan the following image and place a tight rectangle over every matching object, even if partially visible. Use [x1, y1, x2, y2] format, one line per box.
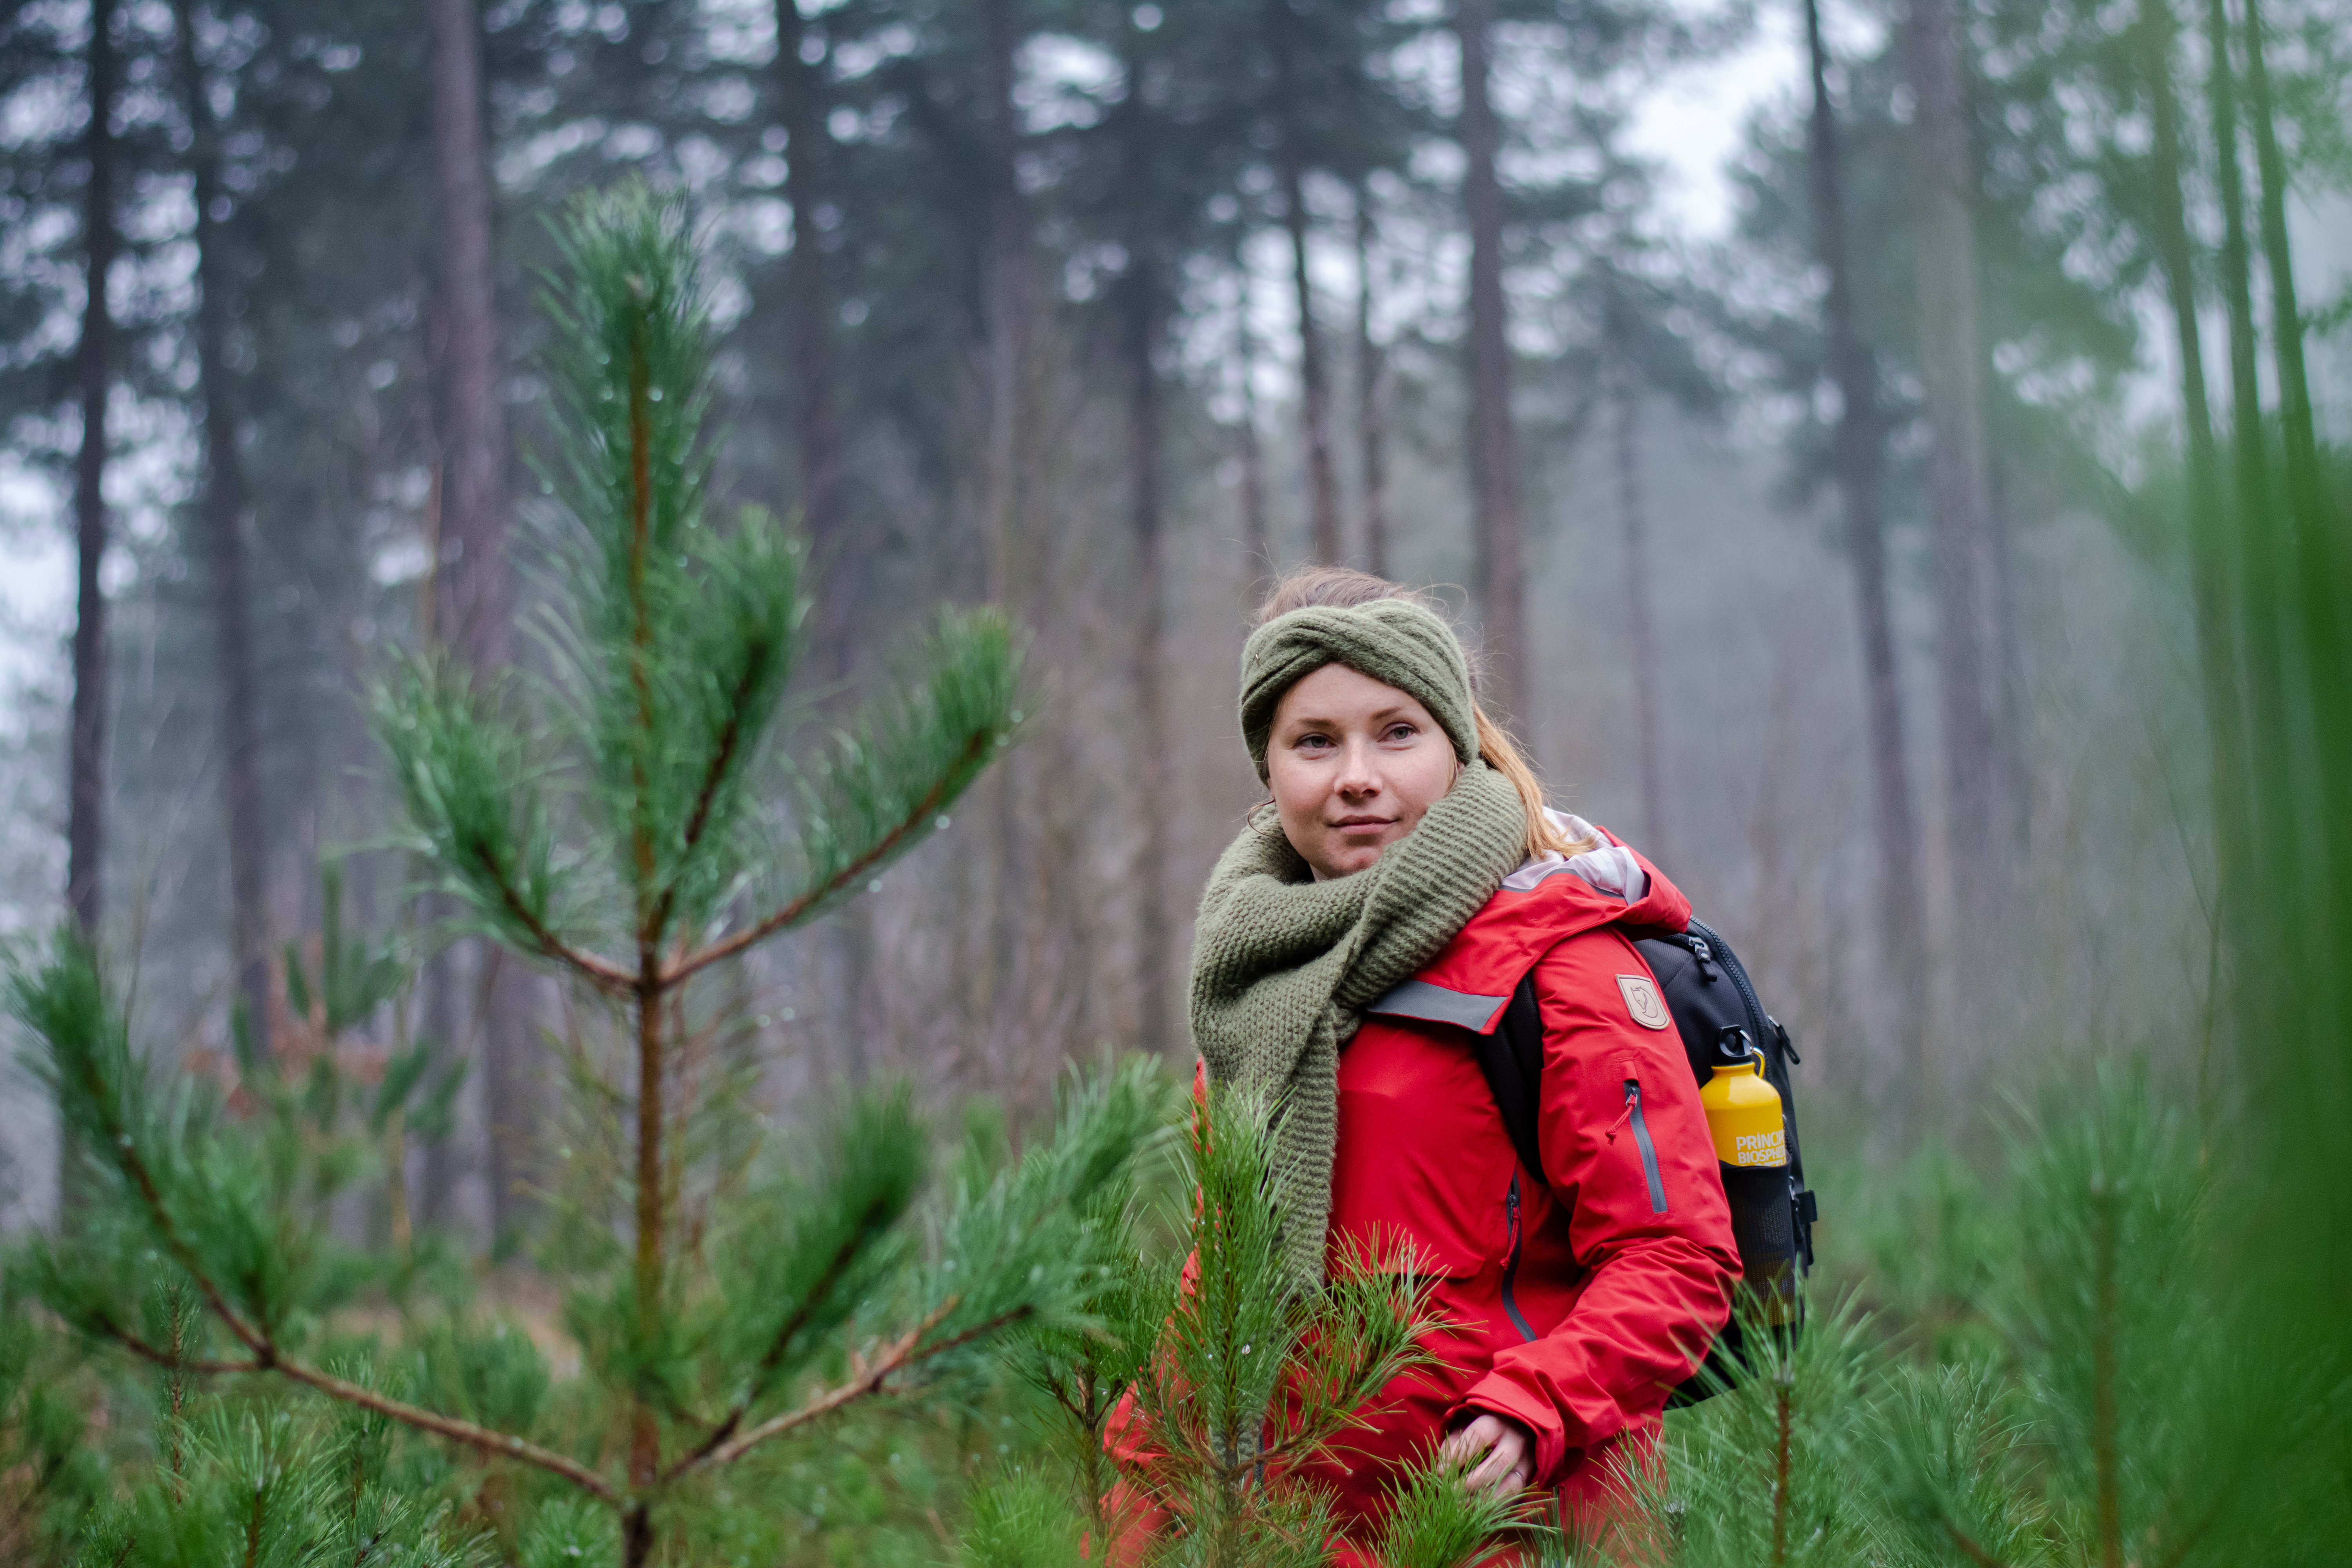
[0, 0, 2345, 1240]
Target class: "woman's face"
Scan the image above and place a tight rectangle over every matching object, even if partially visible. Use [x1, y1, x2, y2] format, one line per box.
[1266, 662, 1463, 881]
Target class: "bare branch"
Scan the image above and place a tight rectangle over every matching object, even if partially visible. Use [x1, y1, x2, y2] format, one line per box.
[664, 730, 988, 987]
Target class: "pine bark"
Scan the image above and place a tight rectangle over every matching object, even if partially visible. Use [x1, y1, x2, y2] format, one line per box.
[1608, 351, 1668, 866]
[1122, 49, 1171, 1057]
[773, 0, 849, 665]
[1805, 0, 1927, 1076]
[1268, 0, 1341, 564]
[68, 0, 120, 938]
[1354, 189, 1390, 579]
[429, 0, 510, 675]
[1902, 0, 2005, 932]
[1456, 0, 1526, 719]
[430, 0, 526, 1234]
[174, 0, 272, 1062]
[981, 0, 1034, 603]
[1238, 275, 1271, 587]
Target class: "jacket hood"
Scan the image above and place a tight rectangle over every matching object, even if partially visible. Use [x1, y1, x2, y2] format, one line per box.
[1367, 811, 1690, 1034]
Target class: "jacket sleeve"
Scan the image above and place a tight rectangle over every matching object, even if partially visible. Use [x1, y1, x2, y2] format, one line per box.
[1453, 928, 1739, 1485]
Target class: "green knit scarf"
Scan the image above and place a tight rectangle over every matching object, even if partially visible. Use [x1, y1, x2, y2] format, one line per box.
[1192, 602, 1528, 1289]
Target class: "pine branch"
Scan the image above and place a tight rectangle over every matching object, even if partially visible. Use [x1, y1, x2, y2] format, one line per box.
[1942, 1518, 2013, 1568]
[477, 857, 636, 995]
[666, 1297, 1035, 1477]
[644, 648, 760, 944]
[51, 989, 618, 1502]
[127, 1157, 614, 1499]
[675, 1210, 886, 1469]
[114, 1139, 617, 1497]
[270, 1358, 617, 1501]
[89, 1317, 261, 1377]
[662, 725, 991, 987]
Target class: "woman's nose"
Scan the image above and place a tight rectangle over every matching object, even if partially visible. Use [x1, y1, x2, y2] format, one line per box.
[1334, 737, 1382, 795]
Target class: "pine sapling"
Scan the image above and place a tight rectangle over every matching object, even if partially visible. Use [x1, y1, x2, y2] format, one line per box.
[1054, 1085, 1527, 1568]
[1653, 1291, 1882, 1568]
[15, 184, 1157, 1568]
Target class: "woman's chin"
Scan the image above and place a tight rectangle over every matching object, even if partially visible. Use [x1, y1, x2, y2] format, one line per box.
[1313, 842, 1394, 878]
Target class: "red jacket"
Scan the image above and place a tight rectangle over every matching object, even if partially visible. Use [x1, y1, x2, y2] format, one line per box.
[1106, 829, 1739, 1561]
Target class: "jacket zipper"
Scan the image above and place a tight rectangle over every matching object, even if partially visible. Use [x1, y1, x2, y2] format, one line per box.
[1499, 1172, 1536, 1342]
[1624, 1081, 1668, 1214]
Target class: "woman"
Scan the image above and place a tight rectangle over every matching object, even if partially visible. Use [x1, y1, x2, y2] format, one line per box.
[1120, 567, 1738, 1558]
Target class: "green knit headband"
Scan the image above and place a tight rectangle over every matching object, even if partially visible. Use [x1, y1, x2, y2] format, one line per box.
[1239, 599, 1478, 783]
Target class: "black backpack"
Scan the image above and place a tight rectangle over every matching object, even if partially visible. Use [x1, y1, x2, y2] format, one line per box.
[1473, 917, 1817, 1405]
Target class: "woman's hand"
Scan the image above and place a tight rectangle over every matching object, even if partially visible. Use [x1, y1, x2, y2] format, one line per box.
[1439, 1412, 1536, 1497]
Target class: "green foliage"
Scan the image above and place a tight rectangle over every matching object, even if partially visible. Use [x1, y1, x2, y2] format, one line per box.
[1368, 1455, 1528, 1568]
[383, 186, 1020, 975]
[1998, 1067, 2214, 1564]
[959, 1468, 1086, 1568]
[3, 184, 1155, 1568]
[0, 1280, 102, 1563]
[1664, 1300, 1881, 1568]
[986, 1083, 1527, 1568]
[1641, 1064, 2255, 1568]
[89, 1397, 482, 1568]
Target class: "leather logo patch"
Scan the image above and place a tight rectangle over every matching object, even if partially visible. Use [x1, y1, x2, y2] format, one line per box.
[1616, 974, 1671, 1031]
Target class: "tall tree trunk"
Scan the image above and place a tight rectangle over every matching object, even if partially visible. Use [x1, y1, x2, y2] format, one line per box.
[430, 0, 525, 1237]
[1238, 272, 1271, 588]
[1804, 0, 1927, 1090]
[1122, 42, 1170, 1057]
[980, 0, 1034, 604]
[68, 0, 119, 939]
[2241, 0, 2348, 988]
[1903, 0, 2005, 938]
[2204, 0, 2299, 949]
[1607, 347, 1668, 866]
[1267, 0, 1341, 564]
[2241, 3, 2345, 722]
[2138, 0, 2247, 936]
[173, 0, 272, 1063]
[430, 0, 509, 674]
[1353, 187, 1390, 578]
[978, 0, 1036, 1065]
[1456, 0, 1526, 719]
[773, 0, 849, 666]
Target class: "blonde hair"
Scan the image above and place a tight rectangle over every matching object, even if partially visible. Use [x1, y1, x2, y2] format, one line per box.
[1253, 566, 1598, 862]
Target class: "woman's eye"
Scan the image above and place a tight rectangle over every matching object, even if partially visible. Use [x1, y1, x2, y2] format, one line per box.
[1294, 733, 1334, 751]
[1382, 724, 1417, 743]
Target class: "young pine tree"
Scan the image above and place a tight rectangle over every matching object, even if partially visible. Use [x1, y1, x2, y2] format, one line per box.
[15, 185, 1159, 1568]
[977, 1085, 1524, 1568]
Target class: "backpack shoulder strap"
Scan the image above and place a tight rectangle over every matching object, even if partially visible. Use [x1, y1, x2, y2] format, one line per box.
[1477, 970, 1547, 1185]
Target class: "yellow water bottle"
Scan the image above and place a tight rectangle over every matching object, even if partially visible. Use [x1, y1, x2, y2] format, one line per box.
[1703, 1044, 1799, 1322]
[1700, 1052, 1789, 1168]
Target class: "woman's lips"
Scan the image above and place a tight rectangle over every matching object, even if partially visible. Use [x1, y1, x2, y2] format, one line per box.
[1331, 817, 1396, 832]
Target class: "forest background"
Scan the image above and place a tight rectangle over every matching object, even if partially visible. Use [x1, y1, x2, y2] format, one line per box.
[0, 0, 2347, 1561]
